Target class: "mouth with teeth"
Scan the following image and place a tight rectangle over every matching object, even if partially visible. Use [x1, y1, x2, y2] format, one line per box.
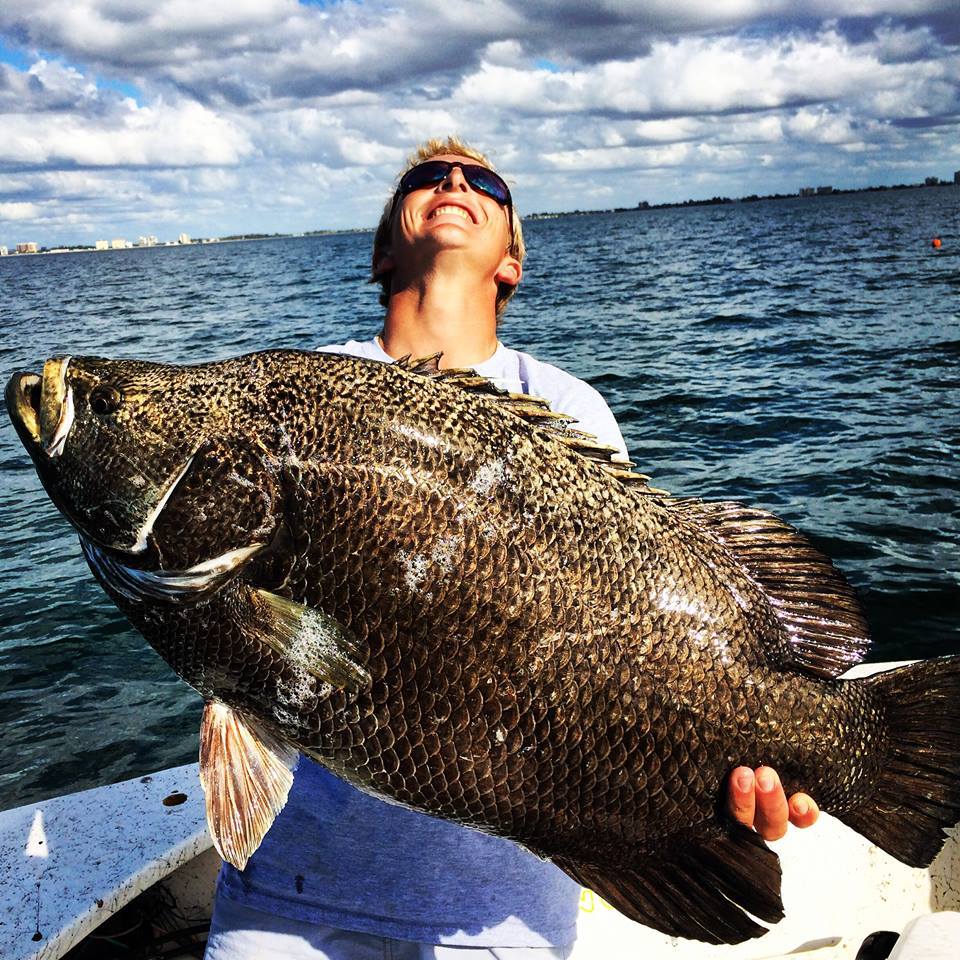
[6, 359, 73, 458]
[428, 204, 476, 224]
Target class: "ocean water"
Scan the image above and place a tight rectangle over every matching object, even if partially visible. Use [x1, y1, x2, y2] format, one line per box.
[1, 187, 957, 811]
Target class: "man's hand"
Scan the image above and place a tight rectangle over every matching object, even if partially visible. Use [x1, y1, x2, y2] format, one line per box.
[727, 766, 819, 840]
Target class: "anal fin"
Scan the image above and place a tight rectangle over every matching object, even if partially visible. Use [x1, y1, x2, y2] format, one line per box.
[199, 700, 300, 870]
[554, 823, 783, 945]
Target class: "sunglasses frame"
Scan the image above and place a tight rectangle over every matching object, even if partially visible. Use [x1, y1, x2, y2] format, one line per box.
[389, 160, 514, 246]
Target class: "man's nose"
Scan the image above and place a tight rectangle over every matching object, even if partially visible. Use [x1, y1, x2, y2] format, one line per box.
[439, 166, 470, 192]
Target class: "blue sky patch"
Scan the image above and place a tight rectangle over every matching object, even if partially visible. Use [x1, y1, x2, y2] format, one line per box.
[1, 37, 142, 103]
[0, 38, 32, 70]
[95, 75, 143, 104]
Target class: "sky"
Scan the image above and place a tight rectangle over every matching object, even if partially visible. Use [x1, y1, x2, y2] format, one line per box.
[1, 1, 958, 246]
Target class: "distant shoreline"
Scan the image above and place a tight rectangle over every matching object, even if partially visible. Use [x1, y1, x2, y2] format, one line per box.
[524, 178, 959, 220]
[0, 228, 373, 259]
[4, 180, 955, 257]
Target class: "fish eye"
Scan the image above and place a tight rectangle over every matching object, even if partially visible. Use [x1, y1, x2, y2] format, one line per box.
[89, 385, 123, 416]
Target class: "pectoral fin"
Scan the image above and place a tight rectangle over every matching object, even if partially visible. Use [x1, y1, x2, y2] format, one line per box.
[199, 700, 300, 870]
[254, 589, 370, 693]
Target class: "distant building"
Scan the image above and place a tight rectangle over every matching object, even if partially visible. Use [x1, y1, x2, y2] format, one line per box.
[178, 233, 191, 244]
[799, 187, 815, 197]
[136, 235, 158, 247]
[95, 239, 109, 250]
[16, 242, 39, 254]
[111, 238, 128, 249]
[955, 170, 960, 185]
[924, 176, 940, 186]
[816, 185, 833, 195]
[0, 246, 7, 256]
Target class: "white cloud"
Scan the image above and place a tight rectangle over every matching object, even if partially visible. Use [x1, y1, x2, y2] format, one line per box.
[631, 117, 705, 143]
[0, 201, 41, 220]
[0, 2, 957, 244]
[785, 108, 858, 144]
[0, 99, 253, 167]
[543, 142, 694, 171]
[455, 28, 956, 119]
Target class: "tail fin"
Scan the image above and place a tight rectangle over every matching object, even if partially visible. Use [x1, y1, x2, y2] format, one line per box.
[839, 656, 960, 867]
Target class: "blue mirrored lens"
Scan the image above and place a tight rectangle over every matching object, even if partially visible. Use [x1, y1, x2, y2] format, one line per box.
[466, 168, 510, 204]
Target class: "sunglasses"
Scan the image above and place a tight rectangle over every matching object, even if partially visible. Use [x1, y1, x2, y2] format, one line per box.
[390, 160, 513, 231]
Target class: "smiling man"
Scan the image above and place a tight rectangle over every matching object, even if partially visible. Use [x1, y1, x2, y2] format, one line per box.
[203, 137, 818, 960]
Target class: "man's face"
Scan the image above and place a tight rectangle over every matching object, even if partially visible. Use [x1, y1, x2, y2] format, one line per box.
[388, 153, 514, 276]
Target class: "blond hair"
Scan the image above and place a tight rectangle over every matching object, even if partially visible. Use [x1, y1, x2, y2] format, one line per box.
[371, 136, 525, 316]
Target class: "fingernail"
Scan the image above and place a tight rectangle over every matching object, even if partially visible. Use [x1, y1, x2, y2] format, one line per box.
[795, 798, 809, 815]
[736, 771, 753, 792]
[757, 770, 777, 792]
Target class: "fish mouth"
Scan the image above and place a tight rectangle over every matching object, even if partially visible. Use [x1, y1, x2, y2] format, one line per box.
[6, 371, 44, 447]
[6, 359, 196, 556]
[6, 357, 74, 459]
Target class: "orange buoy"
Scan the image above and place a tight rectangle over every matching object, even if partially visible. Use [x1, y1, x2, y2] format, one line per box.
[932, 237, 942, 248]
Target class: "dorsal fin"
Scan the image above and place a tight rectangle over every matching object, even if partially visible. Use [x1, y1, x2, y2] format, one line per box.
[395, 352, 443, 376]
[670, 499, 871, 677]
[394, 354, 666, 494]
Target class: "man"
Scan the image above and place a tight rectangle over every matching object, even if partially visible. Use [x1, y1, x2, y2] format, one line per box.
[205, 137, 819, 959]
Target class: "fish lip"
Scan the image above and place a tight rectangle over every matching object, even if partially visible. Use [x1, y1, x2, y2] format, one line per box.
[6, 368, 84, 537]
[40, 357, 74, 459]
[426, 199, 478, 224]
[5, 371, 43, 447]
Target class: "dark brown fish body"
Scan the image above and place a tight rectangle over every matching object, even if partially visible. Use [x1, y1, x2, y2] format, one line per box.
[7, 350, 960, 944]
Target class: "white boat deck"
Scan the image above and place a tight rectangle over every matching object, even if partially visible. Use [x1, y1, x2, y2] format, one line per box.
[572, 811, 960, 958]
[0, 763, 210, 960]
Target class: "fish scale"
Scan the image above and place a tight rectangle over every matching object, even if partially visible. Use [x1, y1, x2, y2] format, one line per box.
[7, 349, 960, 945]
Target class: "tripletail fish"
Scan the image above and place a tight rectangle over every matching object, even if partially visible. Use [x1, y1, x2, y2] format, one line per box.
[7, 351, 960, 944]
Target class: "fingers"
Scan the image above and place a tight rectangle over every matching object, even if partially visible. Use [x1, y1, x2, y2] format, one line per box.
[753, 767, 790, 840]
[727, 766, 756, 829]
[727, 766, 819, 840]
[788, 791, 820, 829]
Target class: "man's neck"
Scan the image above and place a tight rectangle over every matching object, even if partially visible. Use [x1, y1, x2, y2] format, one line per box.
[380, 268, 500, 369]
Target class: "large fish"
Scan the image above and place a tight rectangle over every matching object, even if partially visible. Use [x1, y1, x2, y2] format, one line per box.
[6, 351, 960, 944]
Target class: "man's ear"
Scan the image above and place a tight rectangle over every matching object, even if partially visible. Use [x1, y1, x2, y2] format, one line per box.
[373, 249, 394, 277]
[495, 253, 522, 288]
